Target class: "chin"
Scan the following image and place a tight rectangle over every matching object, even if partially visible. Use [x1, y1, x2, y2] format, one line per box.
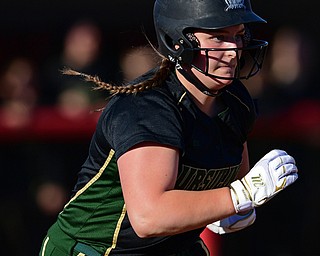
[215, 76, 234, 86]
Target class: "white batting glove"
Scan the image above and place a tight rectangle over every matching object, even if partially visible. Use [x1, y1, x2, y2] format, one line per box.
[230, 149, 298, 213]
[207, 209, 256, 235]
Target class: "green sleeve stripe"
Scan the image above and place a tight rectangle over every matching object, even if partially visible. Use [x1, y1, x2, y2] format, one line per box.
[64, 149, 115, 208]
[105, 204, 127, 255]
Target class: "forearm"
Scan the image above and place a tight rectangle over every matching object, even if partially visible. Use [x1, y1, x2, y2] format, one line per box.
[127, 187, 235, 238]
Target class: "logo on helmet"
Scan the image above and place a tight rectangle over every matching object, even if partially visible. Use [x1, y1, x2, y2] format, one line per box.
[224, 0, 246, 11]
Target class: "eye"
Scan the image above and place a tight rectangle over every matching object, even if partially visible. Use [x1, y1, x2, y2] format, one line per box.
[235, 33, 245, 46]
[210, 35, 225, 43]
[235, 34, 243, 41]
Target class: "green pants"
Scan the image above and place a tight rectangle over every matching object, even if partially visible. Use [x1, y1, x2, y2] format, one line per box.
[39, 223, 74, 256]
[39, 223, 101, 256]
[39, 223, 209, 256]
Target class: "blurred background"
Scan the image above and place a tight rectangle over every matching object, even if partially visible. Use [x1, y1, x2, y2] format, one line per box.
[0, 1, 319, 255]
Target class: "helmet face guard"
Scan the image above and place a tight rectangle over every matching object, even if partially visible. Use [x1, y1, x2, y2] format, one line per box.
[185, 39, 268, 80]
[154, 0, 268, 81]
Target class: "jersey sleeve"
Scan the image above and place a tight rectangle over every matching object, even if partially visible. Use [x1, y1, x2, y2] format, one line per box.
[101, 90, 184, 159]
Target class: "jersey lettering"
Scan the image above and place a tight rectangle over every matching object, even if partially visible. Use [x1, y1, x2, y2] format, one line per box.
[176, 164, 241, 190]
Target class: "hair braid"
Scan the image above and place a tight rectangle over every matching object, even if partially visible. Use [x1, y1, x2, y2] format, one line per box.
[62, 56, 174, 96]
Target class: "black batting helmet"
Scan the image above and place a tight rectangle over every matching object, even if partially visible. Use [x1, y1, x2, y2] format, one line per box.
[153, 0, 268, 80]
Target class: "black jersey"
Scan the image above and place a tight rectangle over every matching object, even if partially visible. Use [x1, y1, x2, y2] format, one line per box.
[55, 68, 257, 255]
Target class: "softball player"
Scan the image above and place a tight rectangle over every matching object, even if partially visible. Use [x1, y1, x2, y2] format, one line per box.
[39, 0, 298, 255]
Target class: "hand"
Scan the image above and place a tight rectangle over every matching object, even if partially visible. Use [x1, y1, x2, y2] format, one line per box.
[230, 149, 298, 213]
[207, 209, 256, 235]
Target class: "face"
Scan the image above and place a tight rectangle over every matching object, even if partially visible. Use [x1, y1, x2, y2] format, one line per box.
[191, 24, 245, 90]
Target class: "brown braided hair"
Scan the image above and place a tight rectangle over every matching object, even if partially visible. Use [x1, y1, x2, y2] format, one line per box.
[62, 54, 174, 96]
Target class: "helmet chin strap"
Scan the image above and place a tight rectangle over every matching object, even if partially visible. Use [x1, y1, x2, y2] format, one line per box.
[175, 63, 224, 97]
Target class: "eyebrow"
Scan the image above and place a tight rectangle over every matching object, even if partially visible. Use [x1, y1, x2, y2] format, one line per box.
[211, 27, 246, 34]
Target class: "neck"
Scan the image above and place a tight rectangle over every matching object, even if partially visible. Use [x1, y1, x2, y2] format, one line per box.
[176, 69, 219, 117]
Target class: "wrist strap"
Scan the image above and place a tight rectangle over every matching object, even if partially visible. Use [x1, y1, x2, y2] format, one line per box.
[230, 180, 253, 213]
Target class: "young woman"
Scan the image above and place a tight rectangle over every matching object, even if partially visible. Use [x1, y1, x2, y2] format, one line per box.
[39, 0, 298, 255]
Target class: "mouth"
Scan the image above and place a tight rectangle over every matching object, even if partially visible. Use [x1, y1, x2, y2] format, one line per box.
[219, 59, 237, 69]
[218, 65, 235, 72]
[223, 64, 235, 69]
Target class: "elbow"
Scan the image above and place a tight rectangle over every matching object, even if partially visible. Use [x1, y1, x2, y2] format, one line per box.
[130, 216, 155, 238]
[133, 225, 152, 238]
[128, 212, 161, 238]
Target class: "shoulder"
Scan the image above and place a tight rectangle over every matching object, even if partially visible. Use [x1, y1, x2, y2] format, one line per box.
[104, 68, 184, 120]
[105, 86, 179, 119]
[96, 71, 185, 159]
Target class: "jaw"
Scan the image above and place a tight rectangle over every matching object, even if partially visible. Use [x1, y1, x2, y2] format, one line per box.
[191, 67, 234, 90]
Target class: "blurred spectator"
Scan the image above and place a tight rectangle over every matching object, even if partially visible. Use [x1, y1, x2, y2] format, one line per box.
[31, 20, 117, 227]
[31, 20, 116, 220]
[0, 56, 38, 129]
[0, 57, 39, 255]
[240, 26, 320, 256]
[39, 19, 118, 111]
[56, 86, 92, 119]
[244, 26, 319, 116]
[119, 45, 159, 83]
[243, 26, 320, 147]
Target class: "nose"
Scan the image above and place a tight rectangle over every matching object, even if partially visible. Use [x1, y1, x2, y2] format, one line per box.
[221, 38, 236, 54]
[225, 48, 237, 59]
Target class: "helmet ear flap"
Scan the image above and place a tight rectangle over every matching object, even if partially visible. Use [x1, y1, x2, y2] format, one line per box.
[175, 32, 199, 65]
[158, 31, 182, 62]
[158, 30, 196, 64]
[185, 32, 200, 48]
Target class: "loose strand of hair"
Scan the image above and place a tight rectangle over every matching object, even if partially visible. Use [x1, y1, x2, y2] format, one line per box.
[61, 68, 121, 94]
[61, 56, 173, 95]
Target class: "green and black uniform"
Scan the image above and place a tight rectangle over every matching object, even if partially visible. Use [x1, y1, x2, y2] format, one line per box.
[39, 68, 257, 256]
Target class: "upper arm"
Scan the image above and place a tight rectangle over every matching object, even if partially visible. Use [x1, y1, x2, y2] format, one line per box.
[117, 142, 180, 222]
[117, 142, 237, 237]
